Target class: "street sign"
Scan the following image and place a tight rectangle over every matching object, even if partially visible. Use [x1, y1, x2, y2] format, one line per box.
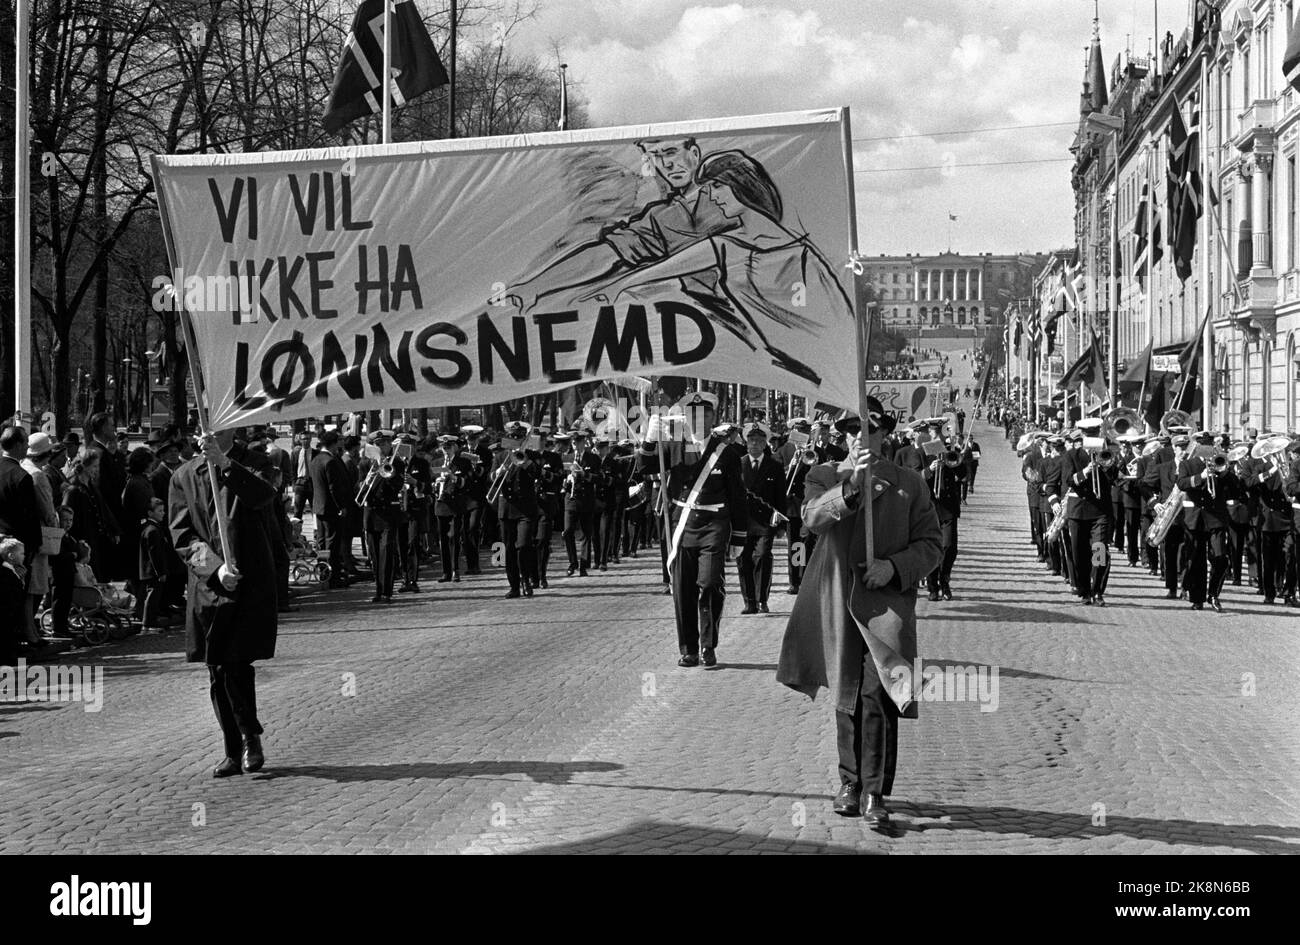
[1152, 354, 1182, 374]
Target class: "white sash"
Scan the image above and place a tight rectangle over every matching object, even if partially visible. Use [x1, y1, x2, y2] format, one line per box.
[666, 439, 728, 572]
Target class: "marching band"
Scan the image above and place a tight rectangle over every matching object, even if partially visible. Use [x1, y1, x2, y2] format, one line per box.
[1016, 405, 1300, 612]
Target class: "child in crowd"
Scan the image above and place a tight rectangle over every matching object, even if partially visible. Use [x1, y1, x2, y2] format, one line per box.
[139, 497, 181, 631]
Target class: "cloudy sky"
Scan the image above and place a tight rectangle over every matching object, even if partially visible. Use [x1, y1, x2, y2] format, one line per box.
[509, 0, 1167, 257]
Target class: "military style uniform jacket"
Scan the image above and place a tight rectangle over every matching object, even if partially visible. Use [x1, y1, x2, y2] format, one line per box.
[923, 457, 966, 522]
[1065, 454, 1114, 522]
[636, 433, 748, 546]
[363, 455, 407, 532]
[499, 458, 540, 520]
[433, 452, 473, 517]
[740, 450, 784, 535]
[1176, 455, 1230, 532]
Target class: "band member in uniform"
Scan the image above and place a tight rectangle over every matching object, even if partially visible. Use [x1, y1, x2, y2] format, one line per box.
[458, 425, 489, 575]
[1116, 435, 1146, 568]
[498, 441, 539, 598]
[561, 429, 599, 577]
[1021, 432, 1046, 560]
[622, 440, 652, 558]
[1144, 431, 1185, 597]
[359, 431, 405, 603]
[893, 424, 926, 475]
[1176, 431, 1231, 611]
[781, 416, 823, 594]
[635, 391, 747, 667]
[1064, 420, 1116, 606]
[924, 438, 965, 600]
[1250, 444, 1290, 604]
[398, 434, 432, 593]
[776, 396, 942, 828]
[592, 435, 618, 571]
[737, 422, 785, 614]
[1040, 435, 1068, 579]
[532, 435, 564, 589]
[1224, 444, 1255, 588]
[432, 433, 470, 583]
[962, 434, 981, 497]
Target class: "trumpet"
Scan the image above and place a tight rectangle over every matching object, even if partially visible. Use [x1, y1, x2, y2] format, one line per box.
[486, 459, 511, 505]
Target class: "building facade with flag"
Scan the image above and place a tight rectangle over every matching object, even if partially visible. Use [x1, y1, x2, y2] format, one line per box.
[1015, 0, 1300, 435]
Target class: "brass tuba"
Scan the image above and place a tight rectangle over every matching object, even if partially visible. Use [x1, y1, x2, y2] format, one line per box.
[1102, 407, 1142, 441]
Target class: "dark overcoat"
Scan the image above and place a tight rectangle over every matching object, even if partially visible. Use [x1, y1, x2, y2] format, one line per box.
[777, 457, 942, 717]
[169, 447, 279, 665]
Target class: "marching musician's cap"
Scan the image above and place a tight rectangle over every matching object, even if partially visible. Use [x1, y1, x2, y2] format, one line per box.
[1065, 429, 1083, 442]
[1166, 424, 1191, 436]
[1032, 430, 1049, 439]
[745, 422, 770, 440]
[396, 432, 419, 445]
[677, 391, 719, 411]
[786, 416, 810, 429]
[1046, 434, 1065, 446]
[503, 420, 532, 439]
[1076, 417, 1103, 433]
[1172, 433, 1191, 447]
[436, 433, 459, 444]
[618, 438, 635, 448]
[1156, 432, 1171, 443]
[367, 429, 393, 443]
[1193, 430, 1215, 443]
[1116, 432, 1145, 445]
[552, 432, 572, 444]
[594, 434, 612, 445]
[459, 424, 485, 436]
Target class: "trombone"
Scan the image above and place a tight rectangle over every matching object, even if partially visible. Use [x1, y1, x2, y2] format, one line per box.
[784, 442, 819, 496]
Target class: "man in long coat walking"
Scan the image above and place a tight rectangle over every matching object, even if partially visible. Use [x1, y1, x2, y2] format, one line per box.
[777, 396, 942, 828]
[170, 430, 279, 778]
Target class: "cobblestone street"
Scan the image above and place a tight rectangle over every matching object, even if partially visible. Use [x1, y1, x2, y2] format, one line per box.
[2, 420, 1299, 854]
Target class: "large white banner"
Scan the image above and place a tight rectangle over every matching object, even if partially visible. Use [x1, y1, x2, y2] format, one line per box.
[152, 109, 861, 430]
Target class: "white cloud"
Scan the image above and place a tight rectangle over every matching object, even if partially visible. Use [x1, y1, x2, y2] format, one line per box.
[507, 0, 1161, 254]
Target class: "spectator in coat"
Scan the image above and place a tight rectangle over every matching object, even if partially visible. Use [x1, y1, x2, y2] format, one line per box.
[0, 537, 27, 666]
[309, 431, 354, 589]
[139, 496, 182, 630]
[61, 448, 114, 581]
[20, 432, 61, 641]
[0, 426, 40, 570]
[122, 446, 157, 615]
[170, 430, 279, 778]
[85, 412, 128, 577]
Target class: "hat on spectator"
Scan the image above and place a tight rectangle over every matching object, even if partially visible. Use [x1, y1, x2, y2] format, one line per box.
[26, 432, 54, 458]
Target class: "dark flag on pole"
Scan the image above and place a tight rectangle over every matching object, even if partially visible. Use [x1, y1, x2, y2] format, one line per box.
[1057, 334, 1108, 401]
[974, 356, 993, 405]
[1285, 4, 1300, 91]
[323, 0, 449, 134]
[1172, 308, 1212, 413]
[1166, 100, 1202, 282]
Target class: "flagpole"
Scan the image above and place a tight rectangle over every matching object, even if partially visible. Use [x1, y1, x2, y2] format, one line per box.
[1199, 44, 1213, 428]
[842, 107, 873, 568]
[381, 0, 392, 144]
[1144, 142, 1155, 430]
[14, 0, 30, 426]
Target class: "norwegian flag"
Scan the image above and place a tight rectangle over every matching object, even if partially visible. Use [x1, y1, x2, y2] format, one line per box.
[323, 0, 449, 134]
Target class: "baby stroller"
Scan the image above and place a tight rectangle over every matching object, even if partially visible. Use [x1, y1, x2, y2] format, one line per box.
[39, 563, 136, 646]
[288, 519, 331, 585]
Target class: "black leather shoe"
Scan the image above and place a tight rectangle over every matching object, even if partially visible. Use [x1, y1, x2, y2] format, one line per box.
[701, 648, 716, 667]
[758, 602, 769, 613]
[567, 568, 576, 577]
[677, 653, 700, 667]
[927, 590, 940, 601]
[786, 584, 799, 595]
[579, 568, 589, 577]
[1093, 595, 1106, 607]
[370, 595, 383, 603]
[398, 583, 414, 593]
[741, 603, 758, 614]
[213, 756, 243, 778]
[505, 589, 521, 598]
[539, 576, 548, 589]
[1191, 602, 1204, 610]
[1265, 596, 1276, 605]
[862, 793, 890, 828]
[453, 573, 461, 583]
[241, 736, 264, 773]
[522, 583, 534, 597]
[940, 588, 953, 601]
[438, 575, 452, 583]
[1209, 597, 1223, 613]
[599, 564, 608, 572]
[1165, 589, 1177, 599]
[832, 784, 861, 816]
[1081, 596, 1093, 605]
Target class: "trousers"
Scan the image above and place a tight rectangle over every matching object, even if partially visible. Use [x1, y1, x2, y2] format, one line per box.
[669, 515, 728, 655]
[208, 662, 262, 759]
[1067, 516, 1110, 597]
[502, 516, 536, 592]
[1183, 528, 1229, 605]
[736, 531, 774, 605]
[836, 649, 899, 796]
[563, 506, 594, 571]
[926, 517, 959, 592]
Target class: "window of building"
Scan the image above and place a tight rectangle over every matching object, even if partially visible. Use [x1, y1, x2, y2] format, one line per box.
[1290, 156, 1297, 271]
[1243, 46, 1250, 111]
